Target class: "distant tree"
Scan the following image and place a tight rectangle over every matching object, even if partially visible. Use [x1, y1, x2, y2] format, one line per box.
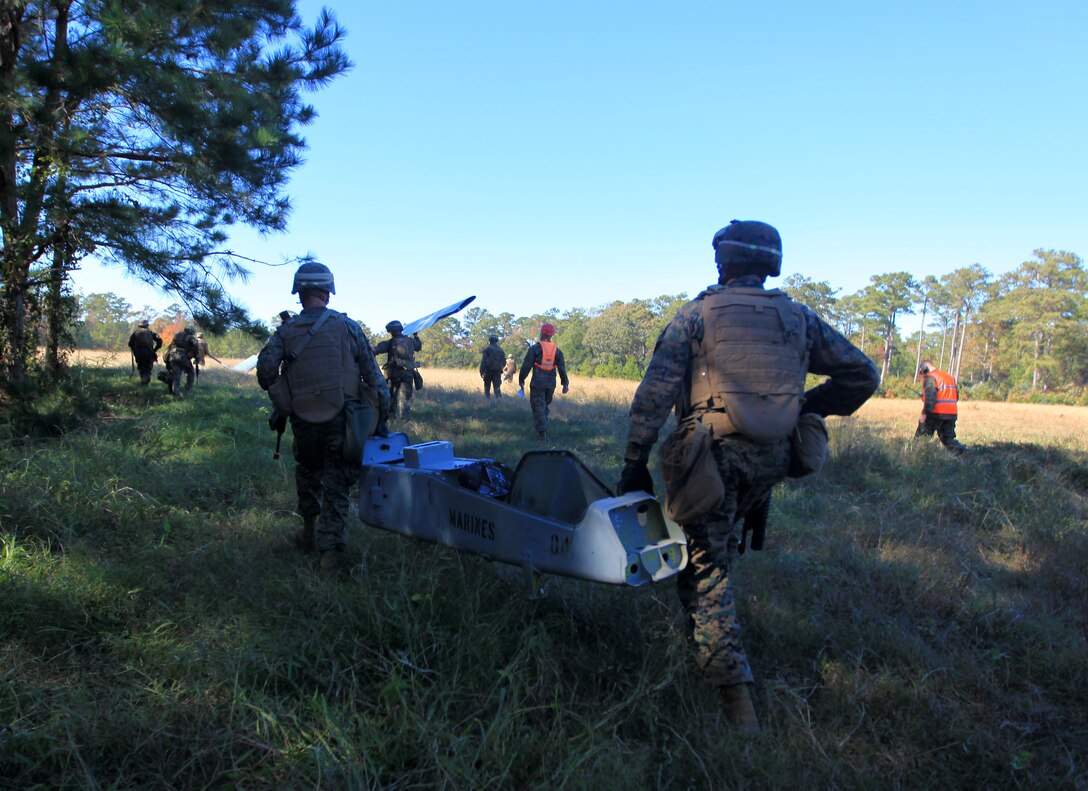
[940, 264, 992, 380]
[0, 1, 349, 386]
[984, 250, 1087, 390]
[782, 274, 839, 323]
[583, 300, 655, 378]
[78, 291, 135, 350]
[859, 272, 917, 384]
[911, 275, 940, 381]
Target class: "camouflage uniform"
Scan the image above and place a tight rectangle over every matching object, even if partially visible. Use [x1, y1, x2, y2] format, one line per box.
[375, 332, 422, 419]
[195, 334, 209, 376]
[479, 339, 506, 399]
[501, 355, 517, 383]
[257, 307, 389, 553]
[519, 339, 569, 438]
[164, 330, 200, 396]
[624, 274, 878, 687]
[127, 324, 162, 386]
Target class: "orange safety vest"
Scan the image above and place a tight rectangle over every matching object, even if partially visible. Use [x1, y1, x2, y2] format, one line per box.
[534, 341, 557, 371]
[925, 369, 958, 416]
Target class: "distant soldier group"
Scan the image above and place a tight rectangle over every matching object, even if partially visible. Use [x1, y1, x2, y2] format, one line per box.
[127, 320, 208, 398]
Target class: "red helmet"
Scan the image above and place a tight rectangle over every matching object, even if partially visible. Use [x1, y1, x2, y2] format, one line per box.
[541, 323, 556, 337]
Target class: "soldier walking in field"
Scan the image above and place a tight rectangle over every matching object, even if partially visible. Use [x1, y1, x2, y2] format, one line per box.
[518, 323, 570, 442]
[914, 360, 966, 455]
[479, 334, 506, 402]
[163, 327, 200, 396]
[194, 332, 210, 377]
[375, 320, 422, 420]
[256, 262, 390, 575]
[501, 354, 517, 384]
[127, 319, 162, 386]
[617, 220, 879, 733]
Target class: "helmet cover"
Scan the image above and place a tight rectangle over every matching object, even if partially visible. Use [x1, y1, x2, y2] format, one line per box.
[291, 262, 336, 295]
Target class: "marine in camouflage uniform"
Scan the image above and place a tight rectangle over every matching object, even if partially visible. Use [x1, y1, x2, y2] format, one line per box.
[618, 220, 878, 732]
[501, 354, 517, 384]
[195, 332, 209, 376]
[375, 321, 422, 420]
[479, 335, 506, 400]
[518, 323, 570, 441]
[127, 320, 162, 386]
[164, 328, 200, 396]
[257, 263, 390, 574]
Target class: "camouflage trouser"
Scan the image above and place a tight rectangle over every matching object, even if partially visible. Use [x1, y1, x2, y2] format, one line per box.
[483, 371, 503, 398]
[166, 358, 195, 396]
[529, 386, 554, 434]
[915, 414, 966, 455]
[134, 356, 155, 386]
[388, 373, 415, 419]
[676, 435, 790, 687]
[291, 412, 358, 552]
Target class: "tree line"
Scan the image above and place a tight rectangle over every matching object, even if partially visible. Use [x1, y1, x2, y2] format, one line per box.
[0, 1, 348, 388]
[71, 245, 1088, 404]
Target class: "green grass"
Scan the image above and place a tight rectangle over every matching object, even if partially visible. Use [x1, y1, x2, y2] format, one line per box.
[1, 368, 1086, 789]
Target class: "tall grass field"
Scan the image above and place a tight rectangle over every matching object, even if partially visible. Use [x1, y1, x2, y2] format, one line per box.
[2, 356, 1086, 789]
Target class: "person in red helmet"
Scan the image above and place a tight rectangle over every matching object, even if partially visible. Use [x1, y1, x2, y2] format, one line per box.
[518, 323, 570, 442]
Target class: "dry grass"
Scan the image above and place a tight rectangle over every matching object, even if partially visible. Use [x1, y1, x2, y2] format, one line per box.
[856, 395, 1088, 451]
[66, 354, 1088, 450]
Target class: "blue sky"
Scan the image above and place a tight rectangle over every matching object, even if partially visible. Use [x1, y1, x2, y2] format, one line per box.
[72, 1, 1088, 334]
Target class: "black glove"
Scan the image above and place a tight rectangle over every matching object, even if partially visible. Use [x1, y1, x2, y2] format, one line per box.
[268, 412, 287, 433]
[374, 420, 390, 438]
[617, 461, 654, 496]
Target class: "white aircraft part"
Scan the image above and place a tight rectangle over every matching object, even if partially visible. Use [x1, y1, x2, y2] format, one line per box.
[233, 354, 259, 372]
[357, 435, 687, 587]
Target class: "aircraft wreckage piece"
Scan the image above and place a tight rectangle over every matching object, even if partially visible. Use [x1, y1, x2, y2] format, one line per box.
[358, 434, 688, 589]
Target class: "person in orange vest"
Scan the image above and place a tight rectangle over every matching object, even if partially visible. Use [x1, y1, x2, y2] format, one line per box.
[518, 323, 569, 441]
[915, 360, 966, 455]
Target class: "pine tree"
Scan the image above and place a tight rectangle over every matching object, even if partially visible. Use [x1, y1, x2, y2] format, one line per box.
[0, 0, 349, 386]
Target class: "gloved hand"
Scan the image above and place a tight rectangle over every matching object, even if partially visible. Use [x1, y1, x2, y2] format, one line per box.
[562, 385, 569, 394]
[518, 387, 525, 398]
[617, 461, 654, 496]
[268, 412, 287, 433]
[374, 420, 390, 438]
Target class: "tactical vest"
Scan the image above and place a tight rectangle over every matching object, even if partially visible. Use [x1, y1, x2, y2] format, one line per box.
[278, 311, 362, 423]
[926, 369, 958, 416]
[535, 341, 557, 371]
[689, 287, 808, 442]
[388, 335, 415, 370]
[130, 329, 157, 353]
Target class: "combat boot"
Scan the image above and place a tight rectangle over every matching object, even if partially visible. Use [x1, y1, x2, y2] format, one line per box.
[294, 517, 316, 553]
[720, 683, 760, 735]
[318, 549, 343, 575]
[537, 430, 547, 442]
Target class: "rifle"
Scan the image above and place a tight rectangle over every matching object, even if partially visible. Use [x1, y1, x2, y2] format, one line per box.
[738, 496, 770, 555]
[269, 411, 287, 460]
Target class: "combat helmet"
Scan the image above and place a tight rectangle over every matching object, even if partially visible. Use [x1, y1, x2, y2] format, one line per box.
[291, 261, 336, 295]
[386, 320, 403, 334]
[138, 319, 150, 328]
[489, 334, 499, 343]
[712, 220, 783, 278]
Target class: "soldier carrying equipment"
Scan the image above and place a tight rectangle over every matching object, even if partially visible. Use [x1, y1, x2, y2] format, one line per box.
[257, 262, 390, 575]
[376, 320, 423, 420]
[617, 218, 879, 733]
